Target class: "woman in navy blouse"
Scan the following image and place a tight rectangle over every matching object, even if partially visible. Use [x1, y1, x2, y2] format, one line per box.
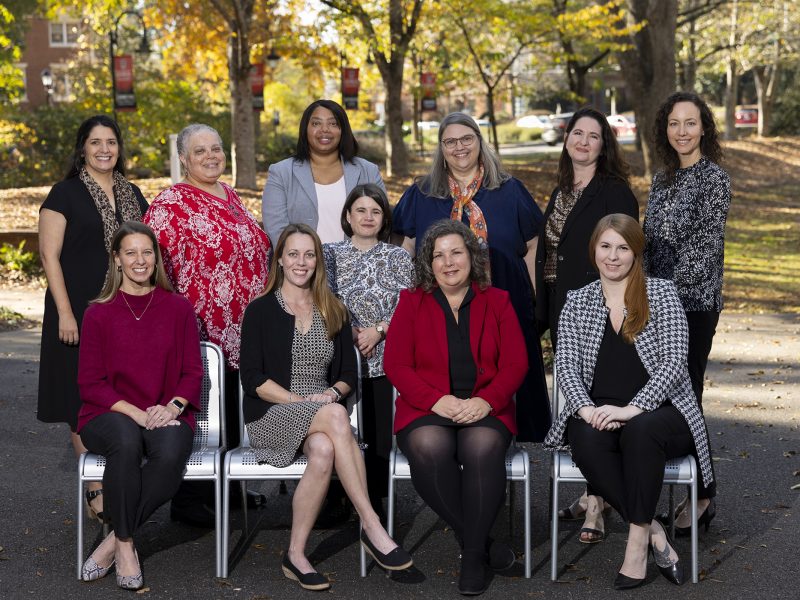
[392, 112, 550, 442]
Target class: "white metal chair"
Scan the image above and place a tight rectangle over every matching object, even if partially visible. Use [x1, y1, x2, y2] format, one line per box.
[77, 341, 226, 578]
[548, 370, 699, 583]
[386, 387, 532, 578]
[221, 349, 367, 578]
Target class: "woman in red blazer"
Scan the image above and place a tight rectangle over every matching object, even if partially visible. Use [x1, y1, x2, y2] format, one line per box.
[384, 220, 528, 595]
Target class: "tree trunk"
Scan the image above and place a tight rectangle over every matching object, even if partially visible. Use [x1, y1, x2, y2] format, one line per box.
[486, 88, 499, 154]
[723, 0, 738, 141]
[229, 38, 257, 189]
[753, 65, 776, 137]
[383, 59, 409, 178]
[616, 0, 678, 179]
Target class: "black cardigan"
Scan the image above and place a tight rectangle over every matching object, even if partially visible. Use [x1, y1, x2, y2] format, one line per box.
[239, 291, 357, 423]
[534, 174, 639, 333]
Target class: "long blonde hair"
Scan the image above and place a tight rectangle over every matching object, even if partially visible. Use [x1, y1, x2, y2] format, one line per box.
[93, 221, 173, 304]
[589, 214, 649, 343]
[264, 223, 348, 338]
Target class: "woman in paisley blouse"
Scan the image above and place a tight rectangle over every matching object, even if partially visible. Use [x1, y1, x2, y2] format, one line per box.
[144, 123, 271, 525]
[323, 184, 414, 517]
[644, 92, 729, 534]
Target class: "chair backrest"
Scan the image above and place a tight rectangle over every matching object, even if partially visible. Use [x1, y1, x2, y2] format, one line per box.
[197, 341, 225, 450]
[238, 345, 363, 448]
[550, 369, 568, 418]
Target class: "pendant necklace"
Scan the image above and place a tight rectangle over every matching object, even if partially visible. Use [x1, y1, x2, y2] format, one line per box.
[121, 289, 155, 321]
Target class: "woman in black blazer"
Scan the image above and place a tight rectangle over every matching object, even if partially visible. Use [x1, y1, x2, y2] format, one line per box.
[534, 107, 639, 541]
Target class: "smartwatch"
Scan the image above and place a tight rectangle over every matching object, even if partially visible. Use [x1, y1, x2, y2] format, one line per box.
[170, 398, 186, 415]
[376, 323, 386, 339]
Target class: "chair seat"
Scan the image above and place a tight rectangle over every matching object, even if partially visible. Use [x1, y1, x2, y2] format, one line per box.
[392, 446, 528, 480]
[183, 448, 221, 478]
[553, 451, 695, 484]
[226, 446, 310, 479]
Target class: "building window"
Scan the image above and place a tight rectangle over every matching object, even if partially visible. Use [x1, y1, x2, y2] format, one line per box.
[49, 21, 80, 47]
[15, 63, 28, 102]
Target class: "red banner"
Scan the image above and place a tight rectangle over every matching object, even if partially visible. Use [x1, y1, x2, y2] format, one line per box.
[342, 67, 359, 110]
[250, 63, 265, 111]
[421, 72, 437, 112]
[113, 55, 136, 111]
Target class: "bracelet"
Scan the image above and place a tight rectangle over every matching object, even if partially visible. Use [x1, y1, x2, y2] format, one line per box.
[327, 386, 343, 402]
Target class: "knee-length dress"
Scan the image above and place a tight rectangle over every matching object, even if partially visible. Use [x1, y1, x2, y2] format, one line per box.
[37, 177, 147, 429]
[240, 289, 358, 467]
[393, 177, 550, 441]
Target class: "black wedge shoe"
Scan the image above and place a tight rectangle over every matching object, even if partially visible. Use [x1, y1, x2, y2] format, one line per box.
[281, 553, 330, 591]
[360, 530, 413, 570]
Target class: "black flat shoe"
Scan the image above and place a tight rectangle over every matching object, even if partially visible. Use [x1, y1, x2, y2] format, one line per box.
[651, 520, 685, 585]
[360, 530, 413, 570]
[487, 540, 516, 571]
[281, 553, 330, 591]
[614, 572, 645, 590]
[458, 551, 492, 596]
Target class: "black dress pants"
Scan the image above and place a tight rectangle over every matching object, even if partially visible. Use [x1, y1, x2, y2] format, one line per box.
[567, 405, 716, 524]
[81, 412, 193, 538]
[361, 375, 393, 509]
[686, 311, 720, 406]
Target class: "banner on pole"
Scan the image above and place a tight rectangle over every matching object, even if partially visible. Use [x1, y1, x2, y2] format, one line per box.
[342, 67, 359, 110]
[113, 55, 136, 111]
[421, 72, 437, 111]
[250, 63, 265, 111]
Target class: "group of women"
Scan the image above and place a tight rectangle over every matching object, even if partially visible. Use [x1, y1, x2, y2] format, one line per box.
[38, 89, 729, 594]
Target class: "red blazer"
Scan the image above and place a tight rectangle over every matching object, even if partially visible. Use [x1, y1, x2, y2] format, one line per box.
[384, 283, 528, 435]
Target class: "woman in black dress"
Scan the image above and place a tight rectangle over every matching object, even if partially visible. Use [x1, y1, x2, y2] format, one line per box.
[37, 115, 147, 523]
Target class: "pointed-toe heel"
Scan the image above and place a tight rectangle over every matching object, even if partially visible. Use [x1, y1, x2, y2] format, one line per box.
[614, 572, 645, 590]
[81, 556, 114, 582]
[651, 520, 686, 585]
[675, 497, 717, 536]
[116, 572, 144, 591]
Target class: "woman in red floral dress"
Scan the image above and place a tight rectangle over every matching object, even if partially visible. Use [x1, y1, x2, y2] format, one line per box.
[144, 124, 271, 525]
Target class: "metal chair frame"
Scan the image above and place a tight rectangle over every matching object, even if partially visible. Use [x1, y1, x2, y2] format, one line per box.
[386, 388, 532, 578]
[548, 370, 699, 583]
[221, 349, 367, 578]
[76, 341, 226, 578]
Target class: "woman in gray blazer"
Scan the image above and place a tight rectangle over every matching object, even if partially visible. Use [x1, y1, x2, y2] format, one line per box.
[262, 99, 385, 246]
[544, 214, 715, 590]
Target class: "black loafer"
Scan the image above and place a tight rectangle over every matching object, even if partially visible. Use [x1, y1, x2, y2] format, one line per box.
[281, 553, 330, 591]
[360, 530, 413, 570]
[458, 551, 492, 595]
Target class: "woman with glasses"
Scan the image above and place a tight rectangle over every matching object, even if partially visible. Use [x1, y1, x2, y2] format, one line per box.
[393, 112, 550, 442]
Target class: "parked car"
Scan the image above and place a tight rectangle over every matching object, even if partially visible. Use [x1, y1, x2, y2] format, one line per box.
[607, 114, 637, 138]
[417, 120, 441, 130]
[515, 114, 550, 128]
[541, 113, 573, 145]
[735, 105, 758, 128]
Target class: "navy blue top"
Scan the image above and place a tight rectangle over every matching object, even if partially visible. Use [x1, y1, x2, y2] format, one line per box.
[393, 177, 552, 441]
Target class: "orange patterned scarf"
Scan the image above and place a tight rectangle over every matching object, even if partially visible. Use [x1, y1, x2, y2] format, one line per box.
[448, 163, 488, 248]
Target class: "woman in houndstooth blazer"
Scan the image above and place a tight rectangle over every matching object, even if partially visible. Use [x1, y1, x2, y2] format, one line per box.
[544, 214, 715, 590]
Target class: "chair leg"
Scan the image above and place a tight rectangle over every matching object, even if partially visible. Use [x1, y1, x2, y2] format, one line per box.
[214, 473, 223, 578]
[550, 475, 560, 581]
[387, 468, 396, 538]
[76, 477, 84, 580]
[523, 466, 531, 579]
[508, 481, 516, 538]
[668, 483, 676, 538]
[690, 478, 699, 583]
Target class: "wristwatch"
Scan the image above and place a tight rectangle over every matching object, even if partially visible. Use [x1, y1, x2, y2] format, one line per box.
[376, 323, 386, 339]
[170, 398, 186, 415]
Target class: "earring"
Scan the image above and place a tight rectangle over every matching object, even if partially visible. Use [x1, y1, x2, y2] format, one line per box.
[117, 265, 122, 272]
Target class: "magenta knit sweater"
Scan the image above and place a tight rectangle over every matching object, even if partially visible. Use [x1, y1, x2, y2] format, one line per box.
[77, 287, 203, 432]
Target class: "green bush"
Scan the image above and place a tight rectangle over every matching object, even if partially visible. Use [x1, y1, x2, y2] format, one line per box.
[494, 123, 542, 144]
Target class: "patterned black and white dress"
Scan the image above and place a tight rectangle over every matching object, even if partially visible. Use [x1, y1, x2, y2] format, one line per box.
[246, 290, 334, 467]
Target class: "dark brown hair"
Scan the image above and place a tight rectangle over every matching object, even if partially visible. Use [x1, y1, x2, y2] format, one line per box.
[340, 183, 392, 240]
[294, 99, 359, 163]
[414, 220, 491, 292]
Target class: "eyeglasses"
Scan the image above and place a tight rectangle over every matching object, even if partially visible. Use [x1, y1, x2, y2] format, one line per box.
[441, 134, 477, 149]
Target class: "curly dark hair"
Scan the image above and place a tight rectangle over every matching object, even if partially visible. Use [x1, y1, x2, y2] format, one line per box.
[557, 106, 630, 193]
[653, 91, 722, 180]
[414, 220, 491, 292]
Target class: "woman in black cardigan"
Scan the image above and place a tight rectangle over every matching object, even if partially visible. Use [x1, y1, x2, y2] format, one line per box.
[534, 107, 639, 542]
[240, 223, 412, 591]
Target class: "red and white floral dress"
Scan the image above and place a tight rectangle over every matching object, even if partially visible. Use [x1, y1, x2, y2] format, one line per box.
[144, 182, 270, 369]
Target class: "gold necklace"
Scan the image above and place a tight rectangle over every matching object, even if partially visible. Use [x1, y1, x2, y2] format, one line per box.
[284, 298, 313, 332]
[121, 289, 155, 321]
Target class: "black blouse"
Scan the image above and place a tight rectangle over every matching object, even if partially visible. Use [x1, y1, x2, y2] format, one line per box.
[433, 287, 477, 399]
[590, 317, 650, 407]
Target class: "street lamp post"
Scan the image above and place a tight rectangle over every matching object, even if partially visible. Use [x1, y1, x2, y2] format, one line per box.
[40, 68, 54, 106]
[109, 10, 149, 121]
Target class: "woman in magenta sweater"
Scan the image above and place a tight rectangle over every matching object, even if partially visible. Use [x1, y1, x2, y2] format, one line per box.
[77, 221, 203, 591]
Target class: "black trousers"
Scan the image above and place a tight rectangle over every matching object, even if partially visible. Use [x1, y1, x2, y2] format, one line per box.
[567, 405, 716, 524]
[361, 375, 393, 508]
[81, 412, 193, 538]
[686, 311, 720, 406]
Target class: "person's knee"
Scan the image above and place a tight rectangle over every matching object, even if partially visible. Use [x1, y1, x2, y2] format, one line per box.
[619, 414, 658, 450]
[306, 434, 335, 472]
[320, 403, 352, 437]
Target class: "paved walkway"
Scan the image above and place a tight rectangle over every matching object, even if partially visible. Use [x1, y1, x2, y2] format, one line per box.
[0, 288, 797, 599]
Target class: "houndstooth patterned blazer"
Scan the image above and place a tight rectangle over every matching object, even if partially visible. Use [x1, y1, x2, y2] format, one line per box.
[543, 277, 714, 487]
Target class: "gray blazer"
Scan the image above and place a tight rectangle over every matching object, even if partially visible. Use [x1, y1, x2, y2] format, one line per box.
[261, 156, 384, 246]
[543, 277, 714, 487]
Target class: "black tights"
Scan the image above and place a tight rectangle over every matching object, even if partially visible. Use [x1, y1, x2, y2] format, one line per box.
[397, 420, 510, 554]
